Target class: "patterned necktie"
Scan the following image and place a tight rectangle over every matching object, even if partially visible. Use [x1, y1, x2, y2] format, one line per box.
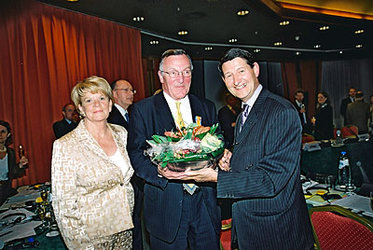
[175, 101, 185, 128]
[175, 101, 197, 194]
[240, 104, 250, 132]
[124, 112, 129, 123]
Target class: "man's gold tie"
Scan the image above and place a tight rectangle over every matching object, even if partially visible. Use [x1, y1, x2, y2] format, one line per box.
[175, 101, 185, 128]
[175, 101, 196, 193]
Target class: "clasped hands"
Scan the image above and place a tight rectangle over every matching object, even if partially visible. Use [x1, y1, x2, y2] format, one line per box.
[157, 149, 232, 183]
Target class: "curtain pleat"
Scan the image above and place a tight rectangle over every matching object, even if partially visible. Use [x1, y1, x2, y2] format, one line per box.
[0, 0, 144, 187]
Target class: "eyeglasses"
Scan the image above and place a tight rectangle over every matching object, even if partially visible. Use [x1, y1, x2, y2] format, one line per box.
[161, 69, 192, 78]
[114, 88, 137, 94]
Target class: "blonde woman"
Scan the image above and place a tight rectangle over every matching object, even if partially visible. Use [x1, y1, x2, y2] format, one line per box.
[51, 76, 134, 249]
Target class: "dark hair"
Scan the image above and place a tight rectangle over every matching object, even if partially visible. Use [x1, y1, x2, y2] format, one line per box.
[62, 103, 74, 112]
[159, 49, 193, 71]
[318, 91, 330, 104]
[218, 48, 255, 77]
[294, 89, 305, 96]
[0, 120, 12, 146]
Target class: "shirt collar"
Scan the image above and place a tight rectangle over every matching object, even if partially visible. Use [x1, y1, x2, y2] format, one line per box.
[242, 84, 262, 108]
[64, 118, 72, 124]
[163, 91, 189, 106]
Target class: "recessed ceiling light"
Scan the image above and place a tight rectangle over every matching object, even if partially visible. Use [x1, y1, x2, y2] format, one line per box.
[356, 44, 363, 48]
[132, 16, 144, 22]
[237, 10, 249, 16]
[339, 51, 343, 54]
[314, 44, 321, 48]
[274, 42, 282, 46]
[66, 0, 79, 2]
[295, 52, 301, 55]
[178, 30, 188, 36]
[354, 29, 364, 34]
[149, 40, 159, 45]
[205, 47, 213, 51]
[279, 21, 290, 26]
[319, 26, 329, 31]
[253, 49, 260, 53]
[229, 38, 237, 43]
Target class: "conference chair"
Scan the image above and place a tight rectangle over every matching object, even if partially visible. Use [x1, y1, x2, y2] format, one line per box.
[220, 218, 232, 250]
[309, 205, 373, 250]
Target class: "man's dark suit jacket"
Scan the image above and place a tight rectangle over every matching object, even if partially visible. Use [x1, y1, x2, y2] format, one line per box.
[107, 105, 129, 130]
[217, 88, 314, 249]
[52, 119, 77, 139]
[128, 93, 221, 243]
[218, 105, 239, 149]
[340, 97, 353, 124]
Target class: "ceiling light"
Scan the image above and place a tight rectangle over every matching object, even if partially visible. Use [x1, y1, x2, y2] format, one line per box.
[149, 40, 159, 45]
[356, 44, 363, 48]
[279, 21, 290, 26]
[205, 47, 213, 51]
[295, 52, 301, 55]
[66, 0, 79, 2]
[274, 42, 282, 46]
[132, 16, 144, 22]
[253, 49, 260, 53]
[229, 38, 237, 43]
[178, 30, 188, 36]
[237, 10, 249, 16]
[339, 51, 343, 54]
[314, 44, 321, 48]
[319, 26, 329, 31]
[354, 29, 364, 34]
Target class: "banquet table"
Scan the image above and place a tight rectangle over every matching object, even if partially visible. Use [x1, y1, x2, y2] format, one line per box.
[301, 140, 373, 187]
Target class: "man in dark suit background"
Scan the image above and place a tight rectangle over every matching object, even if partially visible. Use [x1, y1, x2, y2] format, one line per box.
[184, 48, 314, 249]
[293, 89, 311, 134]
[128, 49, 221, 249]
[340, 87, 356, 125]
[108, 79, 135, 130]
[346, 90, 371, 134]
[52, 103, 77, 139]
[108, 79, 145, 250]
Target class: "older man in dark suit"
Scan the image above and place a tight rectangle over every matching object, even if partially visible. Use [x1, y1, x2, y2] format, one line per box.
[185, 48, 314, 249]
[108, 79, 135, 130]
[52, 103, 77, 139]
[128, 49, 221, 249]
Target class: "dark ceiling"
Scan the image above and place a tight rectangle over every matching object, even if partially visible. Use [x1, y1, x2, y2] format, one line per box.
[36, 0, 373, 61]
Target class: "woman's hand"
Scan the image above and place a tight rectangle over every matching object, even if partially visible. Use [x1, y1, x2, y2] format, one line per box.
[19, 156, 29, 168]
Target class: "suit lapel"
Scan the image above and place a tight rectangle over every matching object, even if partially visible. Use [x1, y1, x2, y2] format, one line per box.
[75, 120, 111, 161]
[235, 88, 269, 143]
[154, 93, 177, 131]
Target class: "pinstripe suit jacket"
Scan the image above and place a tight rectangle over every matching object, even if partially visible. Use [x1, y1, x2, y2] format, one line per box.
[217, 88, 314, 249]
[128, 92, 221, 243]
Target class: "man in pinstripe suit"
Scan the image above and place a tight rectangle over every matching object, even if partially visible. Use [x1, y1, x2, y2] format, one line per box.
[185, 48, 314, 249]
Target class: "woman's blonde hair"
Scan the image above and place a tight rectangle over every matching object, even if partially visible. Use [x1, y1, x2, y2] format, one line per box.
[71, 76, 113, 115]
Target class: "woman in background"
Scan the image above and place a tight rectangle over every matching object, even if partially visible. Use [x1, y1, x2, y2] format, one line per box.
[312, 91, 334, 140]
[51, 76, 134, 249]
[0, 120, 28, 205]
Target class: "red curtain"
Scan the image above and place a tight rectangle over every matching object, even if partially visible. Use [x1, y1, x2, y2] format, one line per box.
[0, 0, 144, 187]
[281, 61, 321, 121]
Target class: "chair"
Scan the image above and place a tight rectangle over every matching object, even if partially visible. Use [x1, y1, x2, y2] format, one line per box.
[341, 125, 358, 138]
[309, 205, 373, 250]
[220, 218, 232, 250]
[302, 133, 315, 143]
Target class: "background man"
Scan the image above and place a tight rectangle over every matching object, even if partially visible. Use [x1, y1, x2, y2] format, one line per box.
[293, 89, 310, 133]
[108, 79, 144, 250]
[53, 103, 77, 139]
[108, 79, 135, 130]
[128, 49, 221, 249]
[340, 87, 357, 125]
[184, 48, 314, 249]
[346, 90, 371, 134]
